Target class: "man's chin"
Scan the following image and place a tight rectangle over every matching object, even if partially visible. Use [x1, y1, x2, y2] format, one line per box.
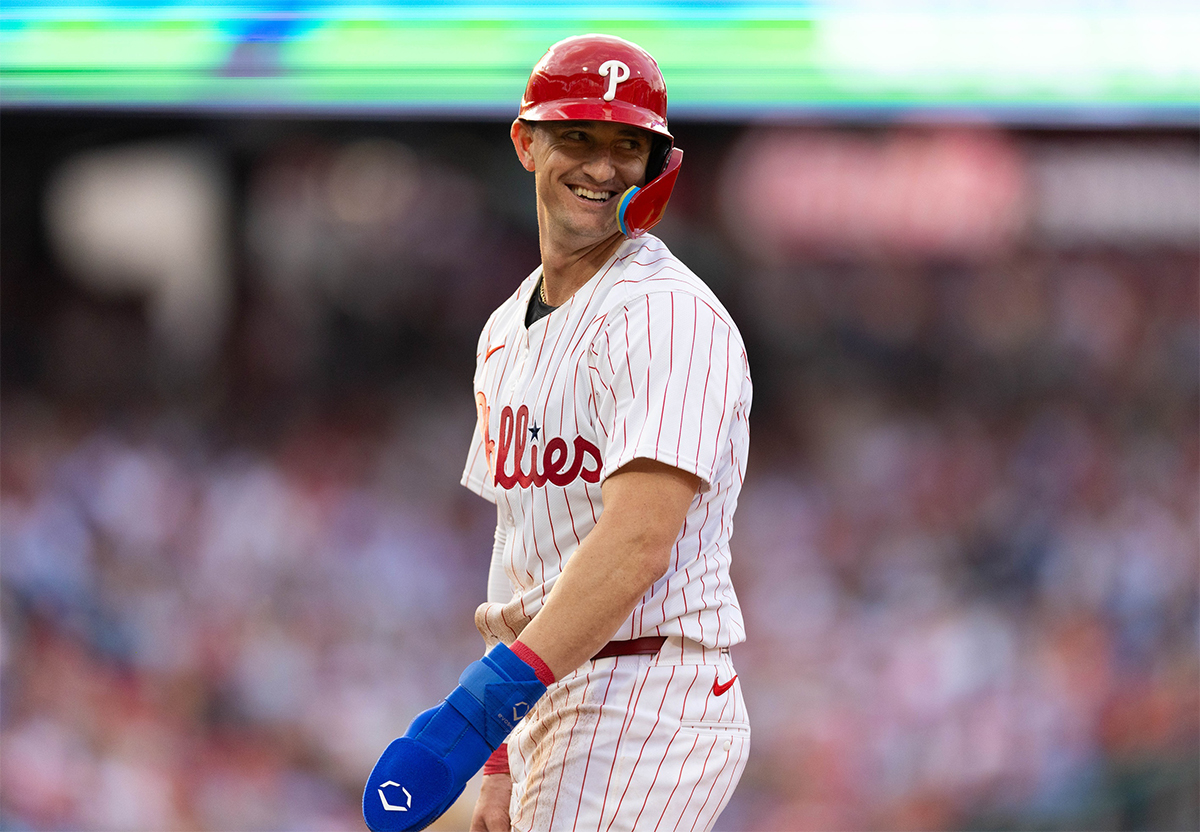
[550, 211, 619, 244]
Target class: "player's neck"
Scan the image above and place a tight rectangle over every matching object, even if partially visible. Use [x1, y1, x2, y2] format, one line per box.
[539, 232, 624, 306]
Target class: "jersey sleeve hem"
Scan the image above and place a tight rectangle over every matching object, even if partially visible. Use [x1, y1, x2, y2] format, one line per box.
[599, 448, 714, 494]
[460, 471, 498, 504]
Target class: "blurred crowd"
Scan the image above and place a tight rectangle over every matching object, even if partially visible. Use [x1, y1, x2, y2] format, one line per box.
[1, 116, 1197, 831]
[1, 389, 490, 830]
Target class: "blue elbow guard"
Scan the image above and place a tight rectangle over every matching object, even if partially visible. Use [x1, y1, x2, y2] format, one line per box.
[363, 643, 548, 832]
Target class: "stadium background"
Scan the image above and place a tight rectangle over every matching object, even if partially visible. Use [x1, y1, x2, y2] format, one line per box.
[1, 2, 1197, 830]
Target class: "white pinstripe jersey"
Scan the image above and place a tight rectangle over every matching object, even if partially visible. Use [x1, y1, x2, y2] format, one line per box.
[461, 234, 751, 648]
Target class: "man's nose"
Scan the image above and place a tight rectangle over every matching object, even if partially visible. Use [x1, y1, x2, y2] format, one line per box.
[580, 147, 617, 182]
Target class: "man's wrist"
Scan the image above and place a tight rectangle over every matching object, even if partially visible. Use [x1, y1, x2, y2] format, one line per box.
[511, 640, 556, 686]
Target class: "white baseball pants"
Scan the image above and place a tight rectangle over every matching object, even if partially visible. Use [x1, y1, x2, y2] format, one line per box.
[506, 636, 750, 832]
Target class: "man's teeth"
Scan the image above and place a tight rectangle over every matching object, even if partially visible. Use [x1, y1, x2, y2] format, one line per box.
[572, 186, 613, 202]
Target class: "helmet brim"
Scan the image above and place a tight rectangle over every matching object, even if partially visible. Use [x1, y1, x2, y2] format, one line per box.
[520, 98, 672, 140]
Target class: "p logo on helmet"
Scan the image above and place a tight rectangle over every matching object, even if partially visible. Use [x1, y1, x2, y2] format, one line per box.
[598, 60, 630, 101]
[518, 34, 683, 238]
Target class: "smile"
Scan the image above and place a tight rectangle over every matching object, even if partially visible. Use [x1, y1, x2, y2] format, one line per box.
[570, 185, 616, 203]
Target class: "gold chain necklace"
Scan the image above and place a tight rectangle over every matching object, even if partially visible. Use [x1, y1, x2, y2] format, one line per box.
[539, 277, 550, 305]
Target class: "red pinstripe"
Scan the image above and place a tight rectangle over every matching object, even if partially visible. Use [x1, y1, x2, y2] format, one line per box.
[693, 503, 711, 642]
[623, 304, 638, 387]
[677, 299, 697, 466]
[630, 297, 654, 453]
[526, 677, 579, 826]
[541, 488, 565, 575]
[676, 736, 723, 830]
[595, 658, 654, 825]
[700, 748, 746, 831]
[658, 510, 684, 623]
[542, 669, 597, 829]
[653, 294, 674, 452]
[649, 732, 700, 831]
[628, 667, 700, 829]
[602, 664, 677, 831]
[703, 329, 733, 639]
[695, 309, 714, 472]
[497, 602, 518, 641]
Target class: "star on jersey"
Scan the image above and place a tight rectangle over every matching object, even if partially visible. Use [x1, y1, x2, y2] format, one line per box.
[529, 422, 541, 440]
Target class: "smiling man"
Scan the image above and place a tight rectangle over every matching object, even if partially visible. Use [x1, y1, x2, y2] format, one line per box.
[520, 119, 652, 251]
[364, 34, 752, 832]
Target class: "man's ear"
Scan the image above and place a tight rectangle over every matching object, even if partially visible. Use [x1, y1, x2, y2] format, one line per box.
[511, 119, 536, 172]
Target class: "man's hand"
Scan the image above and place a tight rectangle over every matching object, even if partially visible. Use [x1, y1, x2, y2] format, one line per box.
[470, 773, 513, 831]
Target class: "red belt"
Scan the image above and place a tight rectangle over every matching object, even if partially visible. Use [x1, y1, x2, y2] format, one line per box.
[590, 636, 666, 661]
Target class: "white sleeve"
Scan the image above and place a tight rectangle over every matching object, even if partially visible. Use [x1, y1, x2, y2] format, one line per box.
[462, 317, 499, 503]
[588, 292, 745, 493]
[487, 506, 510, 604]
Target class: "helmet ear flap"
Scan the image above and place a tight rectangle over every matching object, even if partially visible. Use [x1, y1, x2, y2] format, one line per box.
[618, 147, 683, 238]
[646, 136, 673, 183]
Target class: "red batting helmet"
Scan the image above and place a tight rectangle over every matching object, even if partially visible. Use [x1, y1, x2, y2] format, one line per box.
[519, 34, 683, 237]
[519, 34, 672, 140]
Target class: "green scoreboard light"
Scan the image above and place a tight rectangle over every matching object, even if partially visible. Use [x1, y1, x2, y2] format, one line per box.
[1, 1, 1197, 124]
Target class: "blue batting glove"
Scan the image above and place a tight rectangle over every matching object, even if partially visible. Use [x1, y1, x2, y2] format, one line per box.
[363, 643, 547, 832]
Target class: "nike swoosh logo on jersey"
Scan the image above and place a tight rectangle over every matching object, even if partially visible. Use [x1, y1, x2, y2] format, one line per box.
[712, 675, 737, 697]
[485, 344, 505, 361]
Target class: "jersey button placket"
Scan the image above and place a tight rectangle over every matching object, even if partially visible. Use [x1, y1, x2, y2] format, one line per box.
[507, 337, 531, 399]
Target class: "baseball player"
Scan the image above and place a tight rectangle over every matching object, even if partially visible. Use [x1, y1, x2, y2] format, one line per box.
[364, 34, 752, 832]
